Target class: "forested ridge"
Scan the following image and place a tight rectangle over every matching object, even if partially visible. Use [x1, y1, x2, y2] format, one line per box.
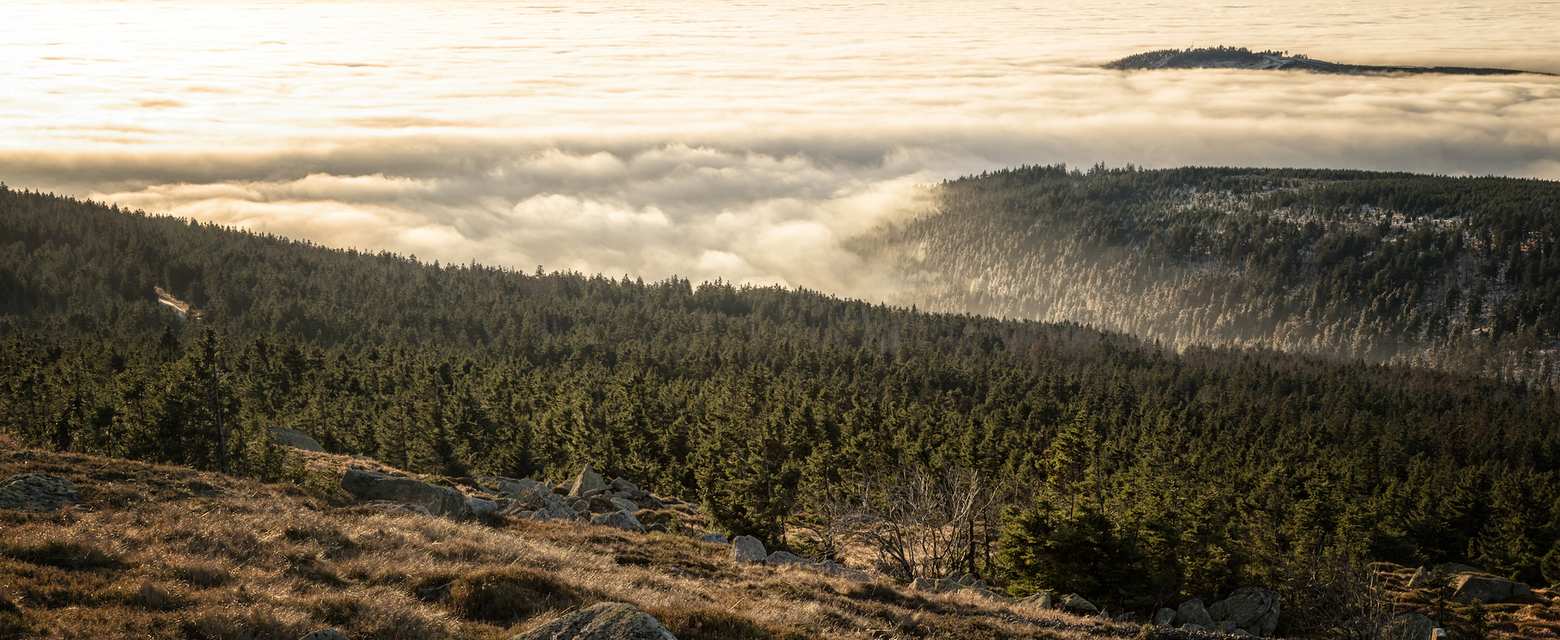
[2, 183, 1558, 630]
[864, 165, 1560, 385]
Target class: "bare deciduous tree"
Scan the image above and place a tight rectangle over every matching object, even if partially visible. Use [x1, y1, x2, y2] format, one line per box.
[808, 467, 1001, 582]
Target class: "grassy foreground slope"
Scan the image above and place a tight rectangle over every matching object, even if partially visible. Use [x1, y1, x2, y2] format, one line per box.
[0, 442, 1137, 640]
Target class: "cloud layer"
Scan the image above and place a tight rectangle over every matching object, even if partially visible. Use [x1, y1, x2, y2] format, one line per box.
[3, 1, 1558, 298]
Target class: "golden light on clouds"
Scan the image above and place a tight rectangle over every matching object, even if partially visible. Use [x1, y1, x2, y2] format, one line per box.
[2, 0, 1558, 294]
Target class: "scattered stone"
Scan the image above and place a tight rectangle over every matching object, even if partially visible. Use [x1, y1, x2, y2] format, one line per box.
[1450, 573, 1532, 604]
[299, 630, 349, 640]
[340, 469, 471, 519]
[480, 476, 551, 499]
[610, 477, 648, 500]
[1176, 598, 1213, 626]
[269, 427, 325, 452]
[591, 510, 645, 533]
[765, 550, 808, 566]
[1388, 612, 1435, 640]
[567, 465, 609, 498]
[731, 535, 767, 563]
[0, 473, 80, 511]
[1154, 607, 1176, 626]
[511, 602, 677, 640]
[1208, 587, 1280, 636]
[1059, 593, 1099, 615]
[529, 504, 576, 522]
[1018, 592, 1053, 609]
[698, 533, 728, 544]
[609, 497, 640, 513]
[467, 497, 499, 518]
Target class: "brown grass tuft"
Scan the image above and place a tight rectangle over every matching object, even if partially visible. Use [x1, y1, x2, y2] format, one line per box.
[448, 566, 585, 625]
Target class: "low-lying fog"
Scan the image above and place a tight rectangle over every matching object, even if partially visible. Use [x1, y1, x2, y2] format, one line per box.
[4, 0, 1558, 298]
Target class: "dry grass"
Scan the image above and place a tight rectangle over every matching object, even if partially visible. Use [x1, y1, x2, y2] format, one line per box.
[1374, 563, 1560, 640]
[0, 448, 1143, 640]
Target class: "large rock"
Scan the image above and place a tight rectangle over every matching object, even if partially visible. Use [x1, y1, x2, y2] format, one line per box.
[0, 473, 80, 511]
[512, 602, 677, 640]
[1208, 587, 1280, 637]
[481, 476, 551, 499]
[567, 464, 610, 498]
[610, 477, 648, 501]
[1059, 593, 1099, 615]
[1450, 573, 1532, 604]
[731, 535, 767, 563]
[1018, 592, 1053, 609]
[467, 497, 499, 519]
[591, 510, 645, 533]
[765, 551, 808, 566]
[1153, 608, 1176, 626]
[1388, 612, 1435, 640]
[269, 427, 324, 452]
[609, 497, 640, 513]
[1175, 598, 1213, 626]
[529, 503, 577, 522]
[340, 469, 471, 519]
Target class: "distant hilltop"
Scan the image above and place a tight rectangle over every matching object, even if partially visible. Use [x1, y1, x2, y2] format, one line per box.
[1105, 46, 1553, 76]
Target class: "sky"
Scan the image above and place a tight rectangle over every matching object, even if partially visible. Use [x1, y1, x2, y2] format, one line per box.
[3, 0, 1558, 297]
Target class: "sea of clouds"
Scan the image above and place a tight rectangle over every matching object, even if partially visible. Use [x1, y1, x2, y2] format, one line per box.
[3, 1, 1558, 298]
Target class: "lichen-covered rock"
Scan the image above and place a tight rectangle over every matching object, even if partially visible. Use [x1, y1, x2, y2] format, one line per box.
[765, 550, 808, 566]
[270, 427, 325, 452]
[1059, 593, 1099, 614]
[1175, 598, 1213, 626]
[567, 464, 609, 498]
[1208, 587, 1279, 636]
[1018, 592, 1053, 609]
[591, 510, 645, 532]
[340, 468, 471, 519]
[609, 496, 639, 513]
[529, 503, 576, 522]
[731, 535, 766, 563]
[511, 602, 677, 640]
[0, 473, 80, 511]
[481, 476, 551, 499]
[1388, 612, 1435, 640]
[1450, 573, 1532, 604]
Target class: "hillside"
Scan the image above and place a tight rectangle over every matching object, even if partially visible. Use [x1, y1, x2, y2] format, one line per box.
[1104, 47, 1552, 76]
[860, 165, 1560, 382]
[0, 444, 1149, 640]
[2, 183, 1558, 636]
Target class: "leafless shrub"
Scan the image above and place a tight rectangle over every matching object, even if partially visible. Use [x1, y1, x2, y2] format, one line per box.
[807, 467, 1001, 582]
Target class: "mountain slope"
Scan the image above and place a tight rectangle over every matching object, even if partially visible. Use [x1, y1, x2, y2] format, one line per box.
[861, 165, 1560, 382]
[1, 183, 1557, 633]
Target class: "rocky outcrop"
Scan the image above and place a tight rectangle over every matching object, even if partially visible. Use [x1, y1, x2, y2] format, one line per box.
[1208, 587, 1280, 637]
[567, 464, 609, 498]
[269, 427, 324, 452]
[512, 602, 677, 640]
[1450, 573, 1533, 604]
[732, 535, 767, 563]
[340, 469, 471, 519]
[0, 473, 80, 511]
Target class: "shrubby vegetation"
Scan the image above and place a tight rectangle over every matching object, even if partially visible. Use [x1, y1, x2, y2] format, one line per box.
[2, 183, 1557, 627]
